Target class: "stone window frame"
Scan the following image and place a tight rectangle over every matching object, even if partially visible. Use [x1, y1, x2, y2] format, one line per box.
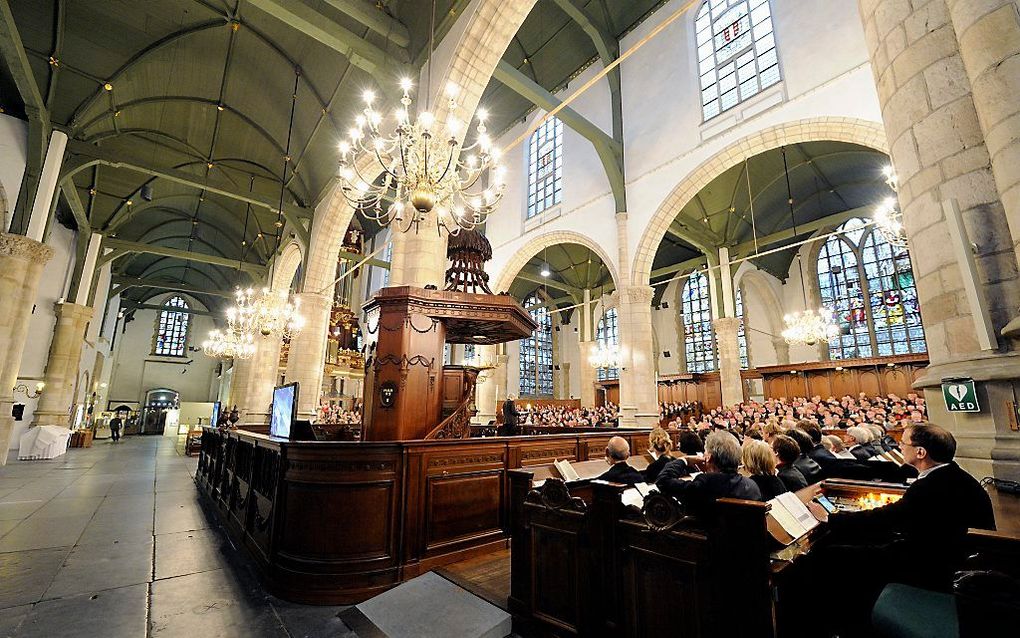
[526, 117, 563, 219]
[682, 271, 717, 372]
[152, 295, 191, 358]
[519, 291, 554, 397]
[695, 0, 782, 122]
[815, 218, 927, 360]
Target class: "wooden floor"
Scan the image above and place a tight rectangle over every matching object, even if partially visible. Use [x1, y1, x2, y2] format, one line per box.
[434, 548, 511, 611]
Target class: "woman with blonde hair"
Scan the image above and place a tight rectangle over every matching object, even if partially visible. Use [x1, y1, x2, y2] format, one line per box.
[644, 427, 675, 482]
[742, 438, 788, 501]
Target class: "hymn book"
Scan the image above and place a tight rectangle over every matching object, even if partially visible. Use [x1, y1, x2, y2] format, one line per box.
[554, 459, 581, 482]
[766, 492, 820, 545]
[621, 482, 657, 508]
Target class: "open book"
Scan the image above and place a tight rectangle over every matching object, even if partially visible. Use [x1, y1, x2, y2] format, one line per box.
[767, 492, 820, 544]
[554, 459, 581, 482]
[621, 482, 657, 508]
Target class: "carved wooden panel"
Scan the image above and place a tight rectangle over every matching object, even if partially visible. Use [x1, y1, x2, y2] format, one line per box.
[280, 482, 397, 562]
[531, 523, 583, 634]
[623, 546, 704, 637]
[858, 369, 881, 397]
[425, 471, 503, 549]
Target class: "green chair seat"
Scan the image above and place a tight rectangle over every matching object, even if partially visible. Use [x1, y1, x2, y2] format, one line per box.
[871, 583, 959, 638]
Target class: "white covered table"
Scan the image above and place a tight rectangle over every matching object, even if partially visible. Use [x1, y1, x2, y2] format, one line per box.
[18, 425, 72, 460]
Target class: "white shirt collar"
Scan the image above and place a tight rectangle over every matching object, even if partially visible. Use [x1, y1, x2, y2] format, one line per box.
[917, 462, 950, 480]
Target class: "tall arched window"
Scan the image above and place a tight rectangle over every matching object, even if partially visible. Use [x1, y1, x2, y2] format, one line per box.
[381, 241, 393, 286]
[696, 0, 781, 121]
[596, 307, 619, 381]
[683, 272, 716, 372]
[817, 218, 926, 359]
[154, 296, 190, 357]
[520, 292, 553, 396]
[736, 287, 749, 369]
[527, 117, 563, 218]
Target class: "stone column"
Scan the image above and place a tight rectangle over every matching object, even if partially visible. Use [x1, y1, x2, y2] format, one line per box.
[577, 340, 597, 408]
[771, 336, 791, 365]
[617, 285, 658, 427]
[236, 335, 282, 424]
[714, 317, 744, 408]
[32, 302, 94, 428]
[388, 217, 448, 288]
[860, 0, 1020, 480]
[944, 0, 1020, 260]
[472, 345, 501, 424]
[283, 292, 331, 419]
[228, 358, 251, 412]
[0, 234, 53, 462]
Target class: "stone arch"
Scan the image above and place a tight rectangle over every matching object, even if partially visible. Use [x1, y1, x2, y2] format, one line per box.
[631, 117, 888, 287]
[272, 241, 303, 292]
[736, 269, 784, 338]
[491, 230, 621, 297]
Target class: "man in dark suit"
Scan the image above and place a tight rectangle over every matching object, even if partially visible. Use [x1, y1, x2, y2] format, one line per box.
[498, 395, 519, 436]
[772, 434, 809, 491]
[786, 429, 824, 484]
[656, 430, 762, 512]
[828, 423, 995, 591]
[595, 436, 644, 485]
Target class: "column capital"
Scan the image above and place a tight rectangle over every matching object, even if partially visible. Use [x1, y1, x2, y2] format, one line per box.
[712, 316, 741, 332]
[0, 232, 54, 264]
[619, 284, 654, 306]
[53, 301, 94, 321]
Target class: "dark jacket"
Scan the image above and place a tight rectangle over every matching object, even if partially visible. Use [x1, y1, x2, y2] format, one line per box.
[749, 473, 789, 501]
[656, 459, 763, 512]
[849, 444, 874, 462]
[807, 444, 837, 465]
[777, 464, 809, 492]
[643, 454, 673, 483]
[793, 455, 823, 484]
[498, 399, 519, 436]
[829, 462, 995, 591]
[596, 461, 645, 485]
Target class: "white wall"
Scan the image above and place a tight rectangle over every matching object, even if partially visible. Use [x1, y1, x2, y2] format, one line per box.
[107, 293, 221, 407]
[0, 114, 27, 232]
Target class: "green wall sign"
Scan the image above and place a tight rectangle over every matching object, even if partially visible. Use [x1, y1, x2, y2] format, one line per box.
[942, 379, 980, 413]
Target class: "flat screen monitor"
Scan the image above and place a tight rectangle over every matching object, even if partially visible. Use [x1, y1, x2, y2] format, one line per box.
[211, 401, 221, 427]
[270, 382, 299, 439]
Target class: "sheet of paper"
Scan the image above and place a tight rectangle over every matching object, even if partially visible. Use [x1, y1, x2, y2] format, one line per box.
[768, 497, 807, 538]
[776, 492, 818, 533]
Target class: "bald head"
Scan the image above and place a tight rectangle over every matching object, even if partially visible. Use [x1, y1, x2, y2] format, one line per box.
[605, 436, 631, 463]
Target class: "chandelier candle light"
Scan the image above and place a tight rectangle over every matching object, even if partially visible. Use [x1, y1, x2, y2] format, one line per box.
[875, 166, 907, 247]
[336, 81, 506, 235]
[589, 344, 621, 370]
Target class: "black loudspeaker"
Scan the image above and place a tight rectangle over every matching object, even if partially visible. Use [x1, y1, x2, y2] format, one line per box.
[12, 404, 25, 420]
[663, 351, 671, 358]
[555, 326, 560, 331]
[554, 365, 560, 370]
[661, 301, 670, 309]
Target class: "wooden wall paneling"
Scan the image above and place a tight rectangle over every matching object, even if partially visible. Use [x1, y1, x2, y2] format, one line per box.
[806, 371, 832, 398]
[857, 369, 881, 397]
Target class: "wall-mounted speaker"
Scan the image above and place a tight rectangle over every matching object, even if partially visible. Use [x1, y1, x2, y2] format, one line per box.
[663, 351, 671, 358]
[661, 301, 669, 309]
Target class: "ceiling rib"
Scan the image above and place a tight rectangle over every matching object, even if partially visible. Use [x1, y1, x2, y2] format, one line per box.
[110, 275, 236, 300]
[103, 237, 267, 276]
[320, 0, 410, 49]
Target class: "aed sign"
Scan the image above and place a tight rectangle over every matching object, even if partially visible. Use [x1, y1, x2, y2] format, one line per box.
[942, 379, 980, 413]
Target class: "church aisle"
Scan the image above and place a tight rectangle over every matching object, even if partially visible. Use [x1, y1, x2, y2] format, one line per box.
[0, 437, 357, 638]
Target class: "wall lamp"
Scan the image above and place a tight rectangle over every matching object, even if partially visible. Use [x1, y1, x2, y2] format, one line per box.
[13, 382, 45, 399]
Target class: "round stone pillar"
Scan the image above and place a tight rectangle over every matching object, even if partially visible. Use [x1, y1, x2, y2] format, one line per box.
[860, 0, 1020, 480]
[577, 340, 598, 408]
[236, 335, 283, 424]
[945, 0, 1020, 257]
[714, 317, 744, 408]
[0, 234, 53, 462]
[388, 218, 448, 288]
[617, 285, 658, 427]
[472, 345, 502, 424]
[283, 292, 332, 419]
[32, 302, 94, 428]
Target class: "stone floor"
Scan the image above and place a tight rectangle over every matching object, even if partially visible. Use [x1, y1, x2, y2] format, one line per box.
[0, 436, 357, 637]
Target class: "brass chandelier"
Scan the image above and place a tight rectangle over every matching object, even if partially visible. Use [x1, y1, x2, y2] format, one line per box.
[875, 166, 907, 247]
[336, 0, 505, 235]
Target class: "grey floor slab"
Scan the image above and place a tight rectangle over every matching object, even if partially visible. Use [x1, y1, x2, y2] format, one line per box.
[154, 528, 234, 581]
[0, 502, 43, 522]
[0, 520, 19, 538]
[29, 496, 104, 520]
[149, 568, 288, 638]
[42, 538, 153, 599]
[0, 514, 92, 552]
[13, 584, 148, 638]
[0, 604, 32, 637]
[0, 546, 71, 609]
[267, 595, 354, 638]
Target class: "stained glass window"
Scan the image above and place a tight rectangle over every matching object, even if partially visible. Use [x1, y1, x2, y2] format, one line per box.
[683, 272, 716, 372]
[520, 293, 553, 396]
[817, 218, 926, 359]
[696, 0, 781, 121]
[527, 117, 563, 218]
[154, 296, 190, 357]
[736, 287, 749, 368]
[596, 307, 619, 381]
[463, 344, 476, 363]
